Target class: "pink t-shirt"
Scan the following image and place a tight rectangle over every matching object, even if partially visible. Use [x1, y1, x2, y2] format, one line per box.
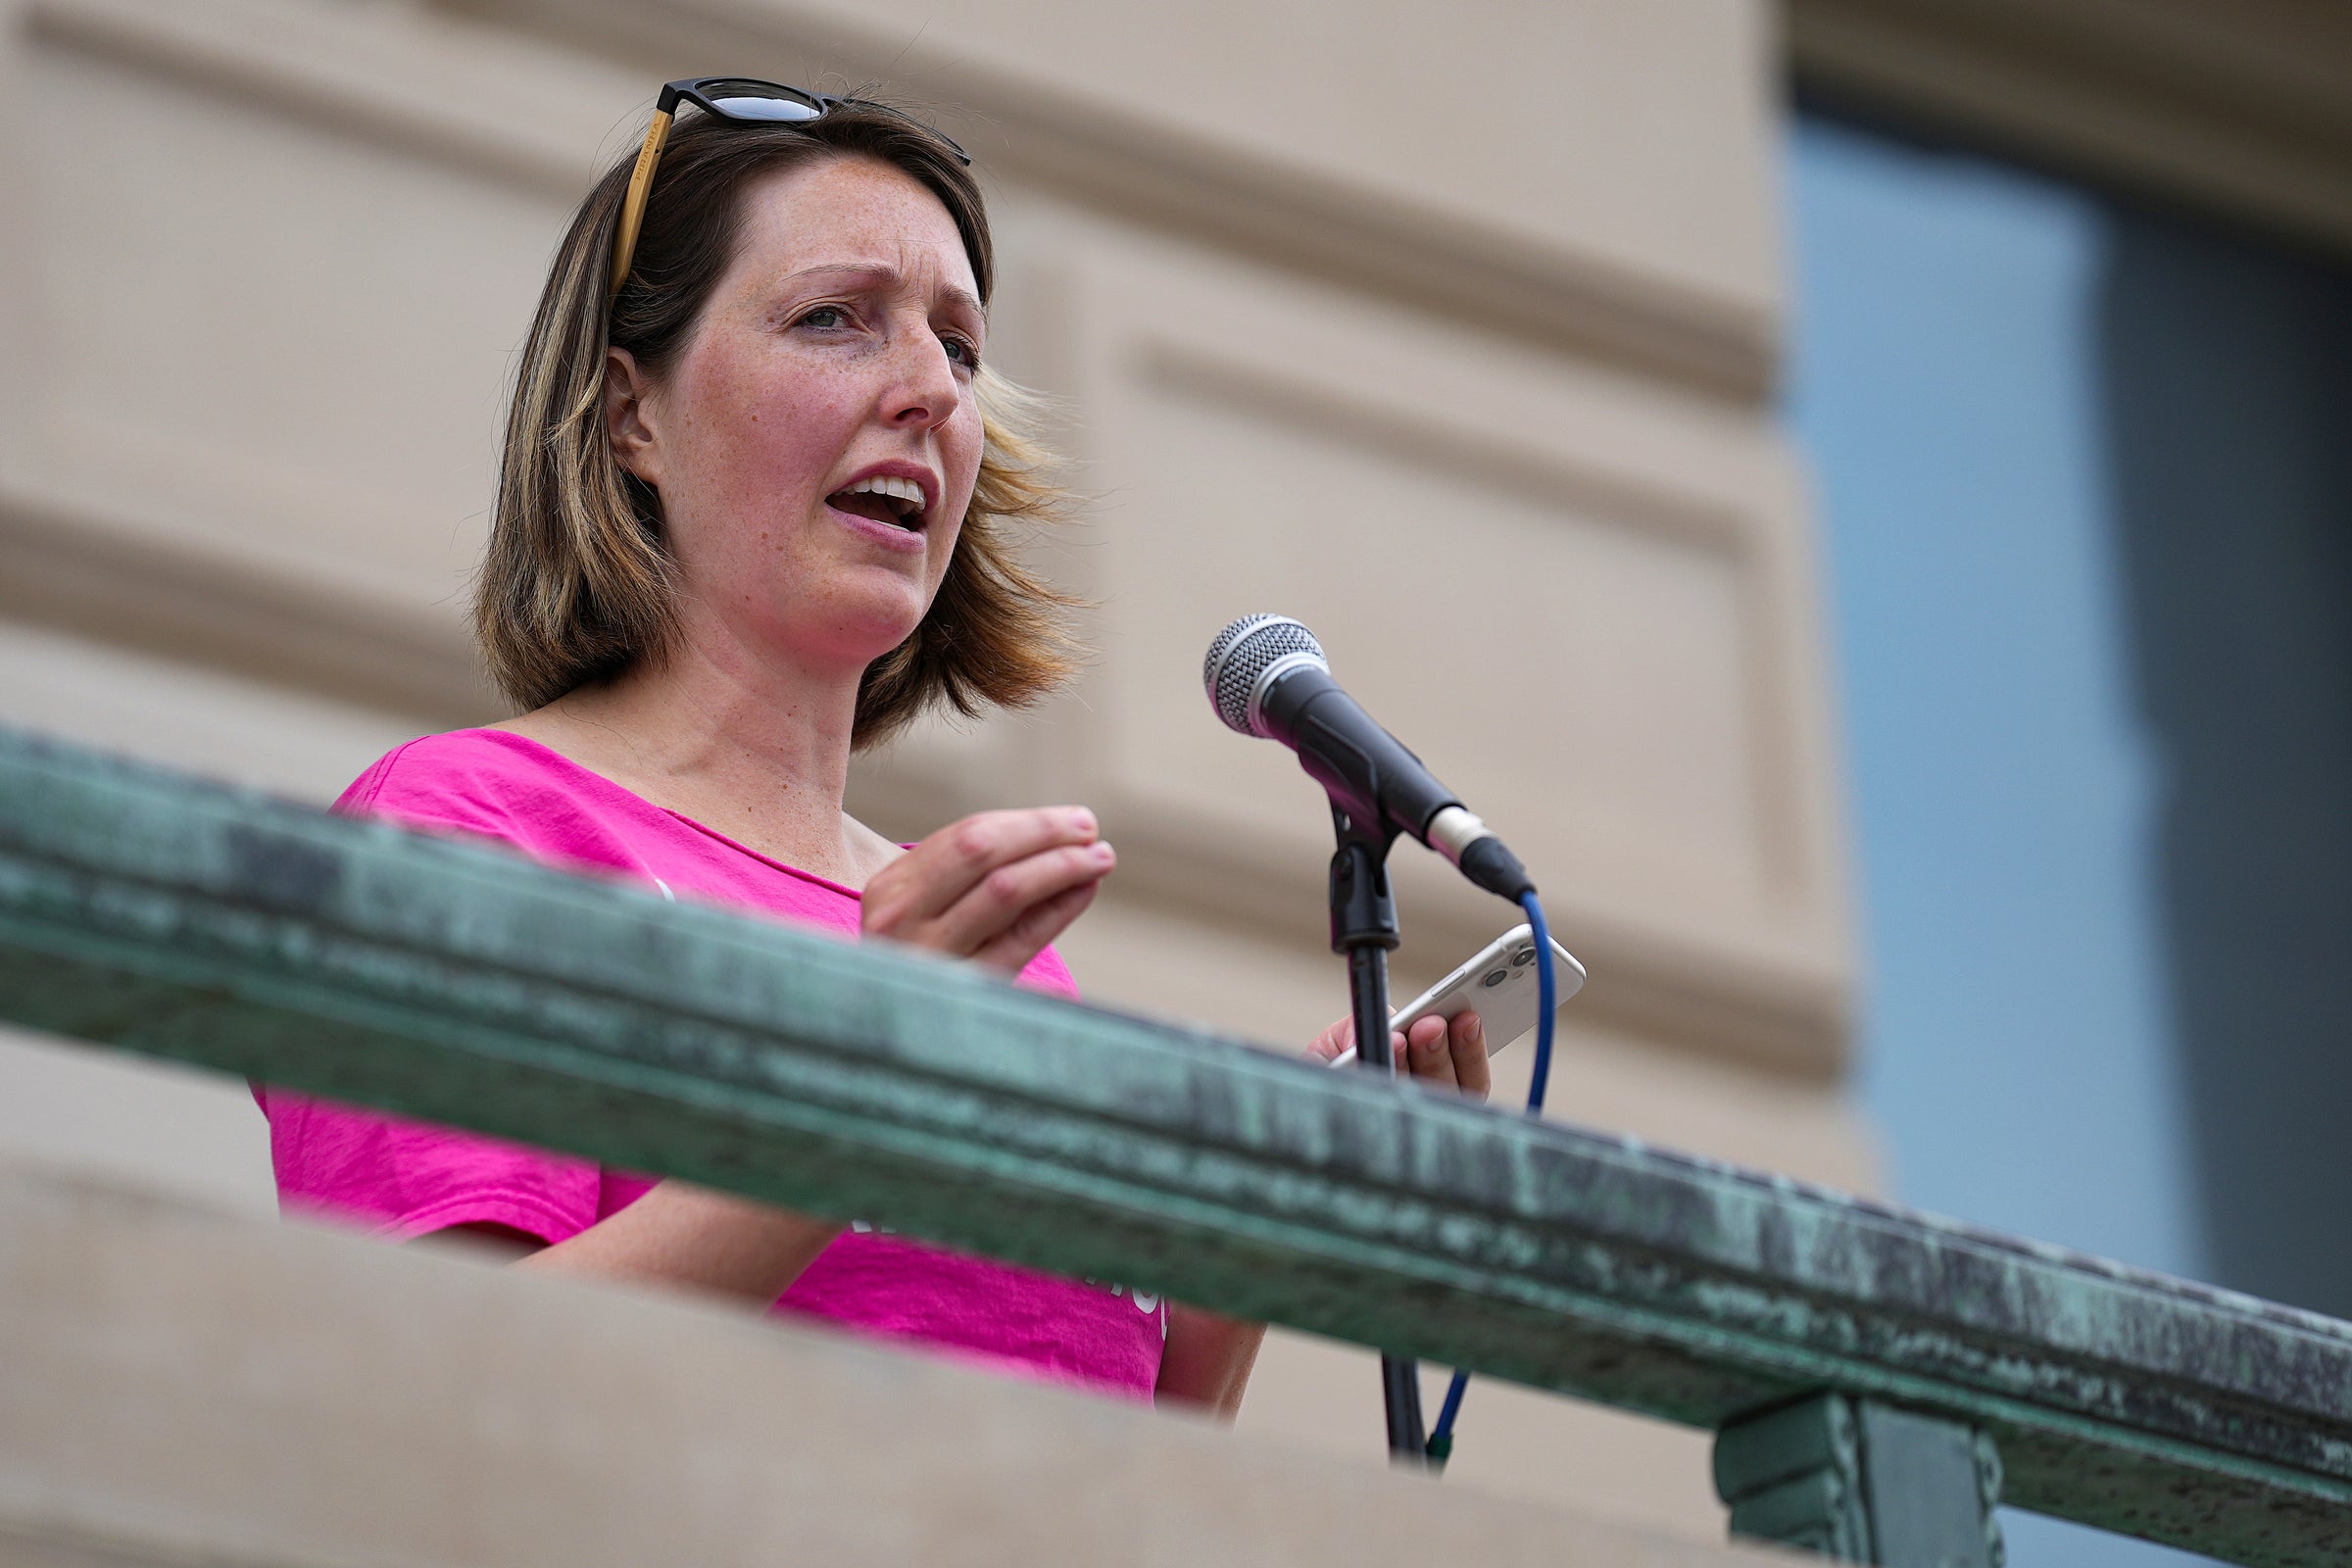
[255, 728, 1167, 1398]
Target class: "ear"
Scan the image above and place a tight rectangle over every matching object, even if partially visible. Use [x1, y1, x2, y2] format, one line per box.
[604, 347, 663, 487]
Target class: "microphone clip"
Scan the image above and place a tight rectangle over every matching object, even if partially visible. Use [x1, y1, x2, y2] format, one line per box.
[1327, 805, 1401, 959]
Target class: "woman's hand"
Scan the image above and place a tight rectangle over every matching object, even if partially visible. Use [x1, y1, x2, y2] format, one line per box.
[1304, 1009, 1491, 1100]
[862, 807, 1114, 975]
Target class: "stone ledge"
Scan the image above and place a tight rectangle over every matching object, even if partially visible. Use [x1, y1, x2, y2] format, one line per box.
[0, 1162, 1781, 1568]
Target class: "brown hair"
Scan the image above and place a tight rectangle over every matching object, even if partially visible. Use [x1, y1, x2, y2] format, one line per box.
[476, 101, 1079, 747]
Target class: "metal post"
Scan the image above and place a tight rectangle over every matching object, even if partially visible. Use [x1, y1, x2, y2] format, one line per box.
[1327, 806, 1426, 1465]
[1714, 1394, 2005, 1567]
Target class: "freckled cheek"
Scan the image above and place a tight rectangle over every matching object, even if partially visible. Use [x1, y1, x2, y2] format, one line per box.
[706, 412, 860, 513]
[689, 353, 861, 492]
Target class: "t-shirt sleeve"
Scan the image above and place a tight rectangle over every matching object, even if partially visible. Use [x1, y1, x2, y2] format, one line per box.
[256, 1092, 600, 1245]
[253, 736, 603, 1246]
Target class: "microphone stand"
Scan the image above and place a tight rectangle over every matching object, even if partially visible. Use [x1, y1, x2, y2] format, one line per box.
[1327, 803, 1427, 1465]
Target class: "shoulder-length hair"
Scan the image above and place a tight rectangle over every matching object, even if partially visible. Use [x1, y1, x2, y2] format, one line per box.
[476, 101, 1079, 747]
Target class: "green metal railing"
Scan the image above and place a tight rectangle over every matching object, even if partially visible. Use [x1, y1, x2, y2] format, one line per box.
[3, 723, 2348, 1567]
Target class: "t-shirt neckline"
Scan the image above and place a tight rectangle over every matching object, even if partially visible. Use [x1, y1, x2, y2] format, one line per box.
[455, 727, 870, 901]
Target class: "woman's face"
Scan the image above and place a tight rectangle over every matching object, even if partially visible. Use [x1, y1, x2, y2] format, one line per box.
[609, 155, 985, 682]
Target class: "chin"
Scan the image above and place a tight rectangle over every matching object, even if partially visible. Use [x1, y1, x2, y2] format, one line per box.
[825, 587, 934, 663]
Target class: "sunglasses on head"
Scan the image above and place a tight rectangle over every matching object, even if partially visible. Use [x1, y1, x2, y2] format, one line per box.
[609, 77, 973, 300]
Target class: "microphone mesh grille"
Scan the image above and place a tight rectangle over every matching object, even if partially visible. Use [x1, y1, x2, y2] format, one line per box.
[1202, 614, 1326, 734]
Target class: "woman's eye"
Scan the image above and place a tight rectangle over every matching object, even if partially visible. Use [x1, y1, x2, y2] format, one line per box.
[943, 335, 980, 369]
[799, 306, 849, 330]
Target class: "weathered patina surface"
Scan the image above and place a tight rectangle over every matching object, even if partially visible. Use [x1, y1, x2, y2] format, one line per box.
[3, 726, 2349, 1565]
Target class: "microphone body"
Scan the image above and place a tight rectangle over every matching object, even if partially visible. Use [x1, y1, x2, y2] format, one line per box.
[1203, 615, 1536, 902]
[1257, 662, 1448, 845]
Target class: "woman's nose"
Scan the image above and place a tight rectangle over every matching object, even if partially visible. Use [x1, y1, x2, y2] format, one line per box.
[884, 332, 962, 431]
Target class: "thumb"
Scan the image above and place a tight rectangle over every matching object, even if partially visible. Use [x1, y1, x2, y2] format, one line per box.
[1304, 1015, 1354, 1061]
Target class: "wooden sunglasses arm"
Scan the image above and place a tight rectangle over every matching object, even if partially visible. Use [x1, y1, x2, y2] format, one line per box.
[608, 105, 674, 300]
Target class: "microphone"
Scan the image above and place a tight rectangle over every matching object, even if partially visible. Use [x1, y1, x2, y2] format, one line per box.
[1201, 614, 1535, 903]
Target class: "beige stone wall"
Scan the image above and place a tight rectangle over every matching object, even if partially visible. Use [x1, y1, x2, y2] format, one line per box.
[0, 0, 1867, 1546]
[1, 1163, 1794, 1568]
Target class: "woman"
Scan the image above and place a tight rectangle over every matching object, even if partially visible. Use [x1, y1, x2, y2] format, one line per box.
[259, 81, 1489, 1416]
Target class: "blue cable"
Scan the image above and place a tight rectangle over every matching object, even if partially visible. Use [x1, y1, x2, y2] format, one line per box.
[1427, 889, 1556, 1468]
[1519, 890, 1558, 1115]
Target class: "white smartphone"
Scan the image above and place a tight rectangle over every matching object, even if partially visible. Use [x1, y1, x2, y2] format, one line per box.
[1327, 923, 1587, 1068]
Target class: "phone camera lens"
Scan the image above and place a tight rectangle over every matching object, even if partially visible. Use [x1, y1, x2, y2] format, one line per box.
[1511, 947, 1535, 966]
[1483, 969, 1509, 988]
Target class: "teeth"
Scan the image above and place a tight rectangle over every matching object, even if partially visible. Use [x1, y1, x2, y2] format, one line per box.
[839, 474, 926, 520]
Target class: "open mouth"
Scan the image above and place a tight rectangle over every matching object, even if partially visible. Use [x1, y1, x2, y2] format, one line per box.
[827, 474, 928, 532]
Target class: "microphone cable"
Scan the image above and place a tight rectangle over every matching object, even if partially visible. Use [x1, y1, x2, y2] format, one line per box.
[1424, 887, 1558, 1470]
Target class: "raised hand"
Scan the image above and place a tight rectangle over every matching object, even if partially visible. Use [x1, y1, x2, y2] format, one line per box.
[861, 807, 1114, 975]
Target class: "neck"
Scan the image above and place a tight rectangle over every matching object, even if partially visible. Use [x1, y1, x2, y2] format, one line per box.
[501, 621, 883, 887]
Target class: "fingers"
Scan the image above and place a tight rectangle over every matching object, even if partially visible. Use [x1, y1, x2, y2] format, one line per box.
[1309, 1012, 1493, 1100]
[924, 839, 1115, 957]
[1312, 1016, 1434, 1071]
[1301, 1016, 1405, 1068]
[1398, 1012, 1490, 1101]
[862, 807, 1115, 973]
[1403, 1014, 1456, 1089]
[970, 875, 1102, 975]
[1446, 1008, 1491, 1101]
[1305, 1015, 1353, 1063]
[864, 808, 1101, 930]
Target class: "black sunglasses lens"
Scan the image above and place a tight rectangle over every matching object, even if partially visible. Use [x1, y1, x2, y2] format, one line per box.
[698, 80, 823, 122]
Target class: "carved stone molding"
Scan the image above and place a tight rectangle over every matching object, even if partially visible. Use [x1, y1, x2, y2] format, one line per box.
[463, 0, 1784, 402]
[0, 483, 495, 728]
[1790, 0, 2352, 257]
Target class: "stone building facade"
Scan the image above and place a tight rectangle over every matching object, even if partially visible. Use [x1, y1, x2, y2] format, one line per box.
[16, 0, 2227, 1548]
